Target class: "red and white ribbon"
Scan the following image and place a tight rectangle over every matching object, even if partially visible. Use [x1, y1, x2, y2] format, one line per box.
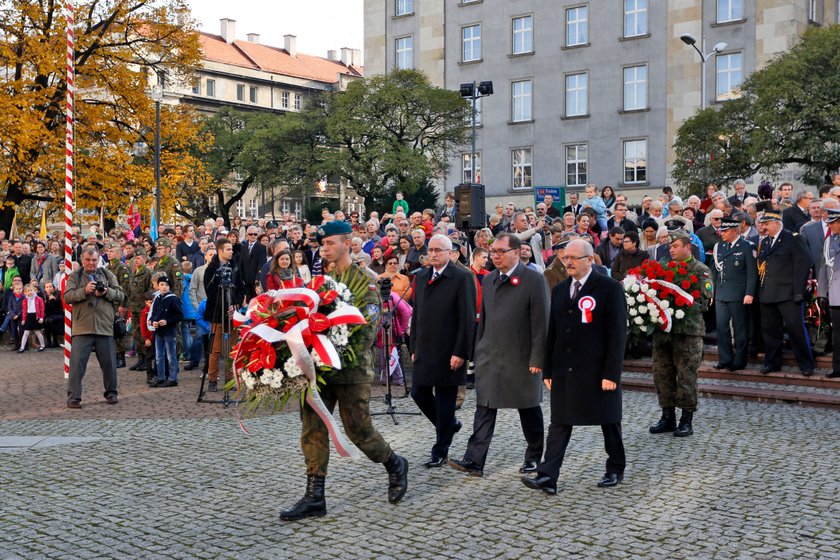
[648, 278, 695, 306]
[578, 296, 596, 323]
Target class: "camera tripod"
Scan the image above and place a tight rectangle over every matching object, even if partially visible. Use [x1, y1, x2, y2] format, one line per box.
[198, 266, 235, 407]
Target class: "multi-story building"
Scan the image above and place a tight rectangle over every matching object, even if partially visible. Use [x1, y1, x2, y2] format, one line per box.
[365, 0, 839, 206]
[162, 18, 364, 221]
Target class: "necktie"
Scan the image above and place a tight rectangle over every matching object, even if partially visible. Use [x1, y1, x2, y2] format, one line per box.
[826, 227, 831, 239]
[432, 271, 440, 282]
[572, 280, 582, 300]
[498, 273, 508, 285]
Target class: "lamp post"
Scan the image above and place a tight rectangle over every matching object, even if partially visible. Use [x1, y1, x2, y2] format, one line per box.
[679, 33, 727, 110]
[459, 81, 493, 183]
[151, 84, 163, 226]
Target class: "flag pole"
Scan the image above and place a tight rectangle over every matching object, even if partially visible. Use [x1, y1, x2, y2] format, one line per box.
[63, 1, 75, 380]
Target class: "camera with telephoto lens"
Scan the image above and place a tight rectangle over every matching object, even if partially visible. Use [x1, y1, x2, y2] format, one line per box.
[217, 264, 233, 288]
[95, 280, 107, 293]
[379, 276, 392, 302]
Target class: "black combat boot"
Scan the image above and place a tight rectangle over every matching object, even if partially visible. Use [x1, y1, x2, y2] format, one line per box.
[280, 475, 327, 521]
[674, 410, 694, 437]
[115, 352, 126, 369]
[383, 453, 409, 504]
[648, 407, 677, 434]
[129, 355, 146, 371]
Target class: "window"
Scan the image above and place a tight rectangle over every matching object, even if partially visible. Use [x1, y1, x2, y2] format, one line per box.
[565, 144, 588, 187]
[512, 15, 533, 55]
[512, 148, 533, 190]
[249, 86, 258, 104]
[236, 84, 245, 102]
[623, 65, 647, 110]
[511, 80, 533, 122]
[716, 52, 743, 101]
[462, 24, 481, 62]
[808, 0, 819, 22]
[294, 93, 302, 110]
[624, 0, 648, 37]
[208, 197, 217, 213]
[716, 0, 743, 23]
[281, 91, 290, 109]
[396, 36, 413, 69]
[462, 153, 481, 183]
[565, 72, 588, 117]
[566, 6, 588, 46]
[623, 139, 647, 184]
[191, 80, 200, 95]
[396, 0, 413, 16]
[236, 200, 245, 218]
[249, 199, 258, 218]
[206, 79, 216, 97]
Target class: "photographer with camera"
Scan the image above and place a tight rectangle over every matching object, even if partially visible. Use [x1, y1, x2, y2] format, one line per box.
[63, 247, 125, 409]
[203, 238, 245, 392]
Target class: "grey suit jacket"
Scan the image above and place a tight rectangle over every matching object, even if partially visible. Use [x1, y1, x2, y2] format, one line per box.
[800, 219, 826, 270]
[474, 263, 549, 409]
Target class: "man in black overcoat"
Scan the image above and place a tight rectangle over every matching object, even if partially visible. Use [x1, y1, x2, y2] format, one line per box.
[522, 239, 627, 494]
[410, 234, 476, 467]
[239, 225, 267, 301]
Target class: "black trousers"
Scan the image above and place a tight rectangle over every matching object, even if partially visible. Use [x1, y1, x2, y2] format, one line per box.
[410, 385, 459, 459]
[831, 308, 840, 375]
[716, 299, 750, 368]
[760, 300, 814, 370]
[464, 405, 544, 468]
[538, 422, 626, 482]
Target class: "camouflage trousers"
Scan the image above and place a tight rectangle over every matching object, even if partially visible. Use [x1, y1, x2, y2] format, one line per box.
[300, 382, 392, 477]
[651, 332, 703, 412]
[130, 308, 146, 361]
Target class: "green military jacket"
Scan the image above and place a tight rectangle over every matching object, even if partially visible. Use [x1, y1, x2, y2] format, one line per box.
[325, 264, 382, 385]
[128, 266, 152, 311]
[107, 259, 131, 307]
[154, 255, 183, 297]
[658, 256, 714, 337]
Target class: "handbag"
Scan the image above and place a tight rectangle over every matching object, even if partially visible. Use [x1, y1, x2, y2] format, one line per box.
[113, 312, 127, 338]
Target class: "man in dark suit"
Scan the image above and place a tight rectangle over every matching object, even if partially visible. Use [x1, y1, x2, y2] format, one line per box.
[781, 190, 814, 233]
[410, 234, 476, 467]
[239, 226, 266, 301]
[816, 208, 840, 379]
[606, 203, 638, 233]
[756, 210, 815, 375]
[563, 192, 582, 217]
[543, 194, 562, 219]
[727, 179, 758, 207]
[304, 235, 323, 276]
[800, 198, 838, 273]
[521, 239, 627, 494]
[712, 217, 757, 371]
[448, 233, 549, 477]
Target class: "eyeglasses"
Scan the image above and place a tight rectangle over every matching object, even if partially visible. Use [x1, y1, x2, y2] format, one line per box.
[247, 233, 257, 236]
[560, 255, 590, 263]
[488, 248, 516, 256]
[710, 217, 721, 221]
[426, 247, 447, 254]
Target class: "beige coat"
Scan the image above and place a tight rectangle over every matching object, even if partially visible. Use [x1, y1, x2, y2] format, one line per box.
[63, 267, 124, 336]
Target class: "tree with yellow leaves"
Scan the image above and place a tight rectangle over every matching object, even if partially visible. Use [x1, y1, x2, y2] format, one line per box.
[0, 0, 209, 234]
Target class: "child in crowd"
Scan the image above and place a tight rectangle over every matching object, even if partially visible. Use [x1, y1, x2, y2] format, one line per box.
[5, 282, 24, 349]
[392, 191, 409, 217]
[18, 284, 45, 353]
[581, 184, 609, 235]
[189, 297, 209, 374]
[140, 291, 156, 384]
[149, 276, 182, 388]
[42, 281, 64, 348]
[179, 261, 195, 362]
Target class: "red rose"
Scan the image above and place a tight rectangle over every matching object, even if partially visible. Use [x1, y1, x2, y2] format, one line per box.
[690, 275, 698, 283]
[665, 271, 675, 281]
[668, 261, 677, 268]
[692, 290, 700, 299]
[681, 280, 691, 290]
[659, 290, 669, 299]
[678, 267, 687, 275]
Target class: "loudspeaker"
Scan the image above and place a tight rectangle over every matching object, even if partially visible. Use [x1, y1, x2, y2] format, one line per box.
[455, 183, 485, 230]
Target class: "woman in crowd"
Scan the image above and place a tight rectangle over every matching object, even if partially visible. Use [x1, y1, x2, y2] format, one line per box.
[700, 183, 717, 213]
[611, 231, 648, 282]
[293, 251, 311, 283]
[379, 255, 412, 300]
[370, 245, 387, 275]
[601, 185, 617, 212]
[42, 281, 64, 348]
[639, 219, 659, 253]
[266, 250, 296, 290]
[31, 241, 58, 290]
[575, 213, 600, 247]
[397, 235, 413, 274]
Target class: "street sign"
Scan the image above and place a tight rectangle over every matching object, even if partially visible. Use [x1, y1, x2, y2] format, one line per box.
[534, 186, 565, 213]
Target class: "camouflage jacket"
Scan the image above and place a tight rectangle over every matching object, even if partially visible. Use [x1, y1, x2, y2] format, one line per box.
[325, 264, 382, 385]
[128, 266, 152, 311]
[154, 256, 183, 297]
[657, 256, 714, 337]
[106, 259, 131, 307]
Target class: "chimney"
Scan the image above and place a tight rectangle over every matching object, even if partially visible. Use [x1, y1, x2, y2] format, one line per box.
[220, 18, 236, 43]
[340, 47, 352, 66]
[284, 34, 297, 57]
[246, 33, 260, 44]
[327, 50, 339, 61]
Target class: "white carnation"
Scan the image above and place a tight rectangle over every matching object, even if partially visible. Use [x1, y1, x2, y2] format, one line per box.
[636, 294, 646, 303]
[631, 283, 640, 293]
[660, 300, 670, 309]
[629, 308, 637, 316]
[634, 316, 644, 325]
[675, 310, 685, 320]
[647, 289, 657, 298]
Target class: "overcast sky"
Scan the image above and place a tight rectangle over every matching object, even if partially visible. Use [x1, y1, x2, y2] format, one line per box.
[188, 0, 364, 62]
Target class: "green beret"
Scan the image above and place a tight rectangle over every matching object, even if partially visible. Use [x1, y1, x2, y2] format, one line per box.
[157, 237, 173, 248]
[315, 221, 352, 242]
[669, 230, 691, 243]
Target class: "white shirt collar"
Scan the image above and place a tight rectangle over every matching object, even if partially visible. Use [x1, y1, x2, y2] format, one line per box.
[433, 262, 448, 276]
[570, 269, 593, 297]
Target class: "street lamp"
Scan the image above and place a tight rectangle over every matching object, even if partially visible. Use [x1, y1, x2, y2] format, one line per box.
[459, 81, 493, 183]
[151, 84, 163, 226]
[679, 33, 727, 110]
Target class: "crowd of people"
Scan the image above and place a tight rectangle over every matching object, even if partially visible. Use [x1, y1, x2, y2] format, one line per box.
[1, 175, 839, 516]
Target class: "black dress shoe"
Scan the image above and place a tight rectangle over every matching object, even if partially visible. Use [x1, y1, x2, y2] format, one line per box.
[521, 474, 557, 495]
[760, 366, 780, 375]
[208, 381, 218, 392]
[519, 461, 538, 473]
[800, 369, 814, 377]
[158, 379, 178, 387]
[447, 458, 484, 477]
[105, 394, 118, 405]
[826, 371, 840, 378]
[597, 472, 623, 488]
[713, 362, 731, 370]
[184, 363, 197, 371]
[424, 457, 447, 468]
[727, 364, 745, 372]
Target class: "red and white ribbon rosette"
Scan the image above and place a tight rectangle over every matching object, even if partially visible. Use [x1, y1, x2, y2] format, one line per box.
[578, 296, 596, 323]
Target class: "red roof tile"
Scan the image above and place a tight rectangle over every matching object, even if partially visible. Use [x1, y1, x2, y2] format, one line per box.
[198, 32, 362, 83]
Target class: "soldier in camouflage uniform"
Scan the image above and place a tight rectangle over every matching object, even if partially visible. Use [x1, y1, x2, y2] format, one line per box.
[105, 243, 132, 369]
[649, 230, 714, 438]
[153, 237, 182, 296]
[128, 248, 152, 371]
[281, 221, 409, 522]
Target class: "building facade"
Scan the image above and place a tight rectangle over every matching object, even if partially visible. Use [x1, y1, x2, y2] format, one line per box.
[365, 0, 839, 206]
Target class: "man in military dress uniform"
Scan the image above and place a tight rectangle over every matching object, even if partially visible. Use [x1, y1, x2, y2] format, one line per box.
[816, 208, 840, 378]
[128, 248, 152, 371]
[105, 243, 132, 369]
[712, 217, 757, 371]
[281, 221, 409, 522]
[649, 230, 714, 437]
[756, 210, 814, 376]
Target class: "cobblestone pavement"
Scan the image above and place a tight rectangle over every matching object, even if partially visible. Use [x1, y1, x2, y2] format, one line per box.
[1, 351, 839, 559]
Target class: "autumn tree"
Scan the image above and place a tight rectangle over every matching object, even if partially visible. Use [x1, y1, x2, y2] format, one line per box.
[0, 0, 205, 234]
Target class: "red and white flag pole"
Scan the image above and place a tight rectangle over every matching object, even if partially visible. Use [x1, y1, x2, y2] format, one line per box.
[63, 1, 75, 379]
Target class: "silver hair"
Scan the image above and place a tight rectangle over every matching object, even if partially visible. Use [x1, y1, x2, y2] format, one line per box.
[795, 190, 812, 203]
[430, 233, 453, 251]
[566, 239, 594, 257]
[821, 198, 840, 210]
[733, 179, 747, 188]
[351, 236, 363, 245]
[686, 195, 701, 204]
